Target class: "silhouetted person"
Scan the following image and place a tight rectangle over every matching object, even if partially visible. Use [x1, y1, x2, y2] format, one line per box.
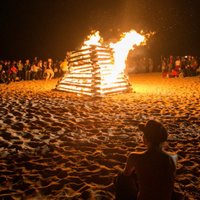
[115, 120, 184, 200]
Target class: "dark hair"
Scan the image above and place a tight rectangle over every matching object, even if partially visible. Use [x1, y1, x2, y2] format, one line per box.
[139, 120, 168, 145]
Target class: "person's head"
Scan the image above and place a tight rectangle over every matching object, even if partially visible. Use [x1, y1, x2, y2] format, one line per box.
[48, 58, 53, 63]
[139, 120, 168, 147]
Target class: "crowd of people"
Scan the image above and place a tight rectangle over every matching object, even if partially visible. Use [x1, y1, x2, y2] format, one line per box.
[0, 57, 68, 84]
[126, 54, 200, 77]
[1, 54, 200, 84]
[161, 55, 200, 78]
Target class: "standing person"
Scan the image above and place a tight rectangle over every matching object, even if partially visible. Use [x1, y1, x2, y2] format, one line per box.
[115, 120, 184, 200]
[42, 61, 47, 79]
[180, 57, 186, 77]
[4, 60, 11, 83]
[168, 55, 174, 74]
[37, 60, 43, 79]
[175, 56, 181, 73]
[0, 60, 5, 83]
[1, 60, 9, 83]
[10, 61, 18, 82]
[185, 56, 192, 77]
[191, 56, 198, 76]
[17, 60, 24, 80]
[24, 59, 31, 80]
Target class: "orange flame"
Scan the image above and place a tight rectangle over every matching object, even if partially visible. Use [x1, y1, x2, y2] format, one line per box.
[82, 29, 145, 82]
[83, 31, 102, 47]
[109, 30, 145, 82]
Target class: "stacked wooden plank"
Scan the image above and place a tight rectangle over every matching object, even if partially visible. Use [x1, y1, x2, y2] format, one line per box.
[56, 45, 131, 97]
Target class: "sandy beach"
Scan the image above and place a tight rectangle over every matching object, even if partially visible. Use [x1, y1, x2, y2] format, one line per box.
[0, 73, 200, 200]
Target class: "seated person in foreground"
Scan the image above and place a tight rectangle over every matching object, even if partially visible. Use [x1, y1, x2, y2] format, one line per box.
[115, 120, 179, 200]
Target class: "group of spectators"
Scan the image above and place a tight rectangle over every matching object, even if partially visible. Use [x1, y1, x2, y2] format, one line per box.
[0, 57, 68, 84]
[1, 54, 200, 83]
[161, 55, 200, 78]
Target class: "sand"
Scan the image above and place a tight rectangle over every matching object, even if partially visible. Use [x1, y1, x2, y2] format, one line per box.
[0, 73, 199, 200]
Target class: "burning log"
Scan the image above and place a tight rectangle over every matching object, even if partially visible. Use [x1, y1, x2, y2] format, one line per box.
[56, 44, 131, 97]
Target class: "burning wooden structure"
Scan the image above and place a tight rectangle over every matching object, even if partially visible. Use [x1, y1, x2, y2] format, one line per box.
[56, 45, 131, 97]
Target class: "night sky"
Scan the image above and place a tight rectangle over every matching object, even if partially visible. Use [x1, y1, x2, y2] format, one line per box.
[1, 0, 200, 60]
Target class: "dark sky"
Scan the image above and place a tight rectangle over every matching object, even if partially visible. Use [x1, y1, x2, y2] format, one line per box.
[1, 0, 200, 60]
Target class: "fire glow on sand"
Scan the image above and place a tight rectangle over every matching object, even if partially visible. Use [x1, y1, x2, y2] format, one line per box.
[56, 30, 145, 96]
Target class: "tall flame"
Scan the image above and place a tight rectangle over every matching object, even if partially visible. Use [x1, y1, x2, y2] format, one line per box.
[108, 30, 145, 82]
[82, 29, 145, 82]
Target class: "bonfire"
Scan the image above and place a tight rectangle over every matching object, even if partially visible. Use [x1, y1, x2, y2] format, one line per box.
[56, 30, 145, 96]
